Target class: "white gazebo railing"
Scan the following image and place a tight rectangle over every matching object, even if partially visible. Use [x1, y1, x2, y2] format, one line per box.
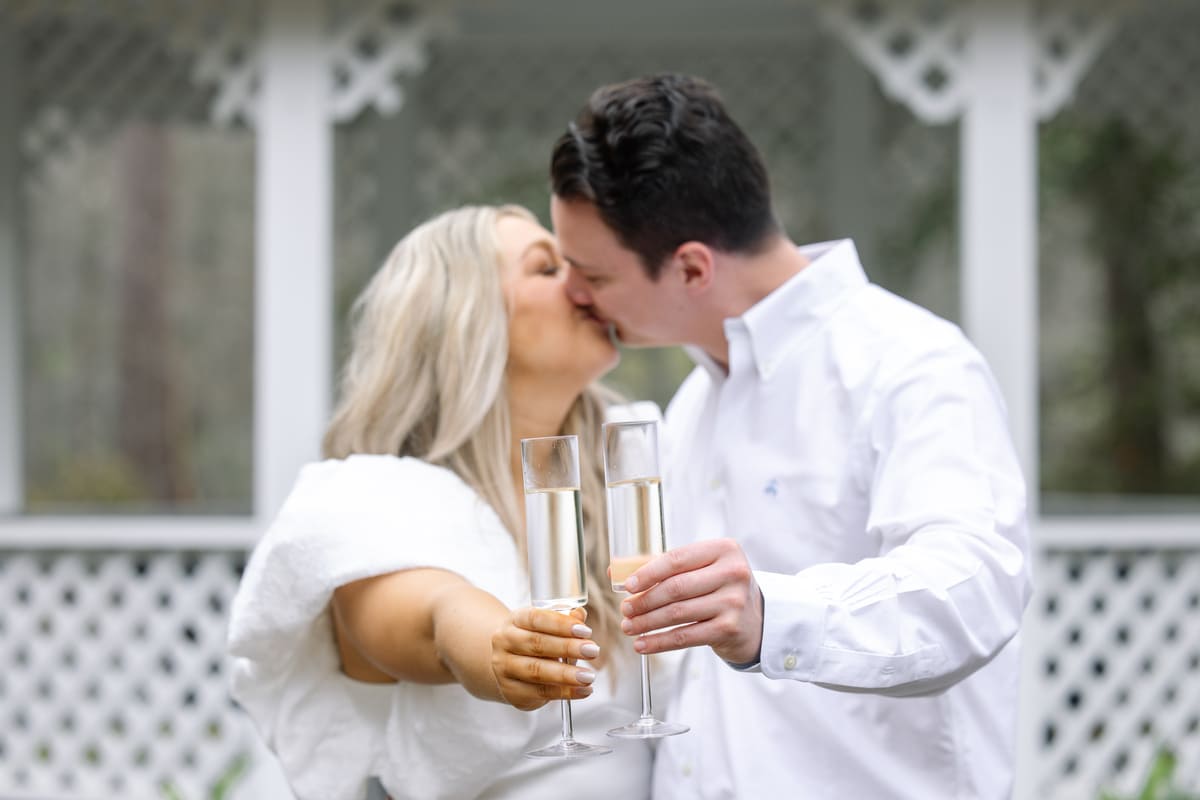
[0, 549, 250, 799]
[1028, 524, 1200, 797]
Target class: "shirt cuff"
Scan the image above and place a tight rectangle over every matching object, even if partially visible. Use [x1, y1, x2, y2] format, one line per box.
[754, 569, 828, 681]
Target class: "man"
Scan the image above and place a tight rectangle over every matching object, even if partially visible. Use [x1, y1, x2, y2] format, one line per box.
[549, 74, 1032, 799]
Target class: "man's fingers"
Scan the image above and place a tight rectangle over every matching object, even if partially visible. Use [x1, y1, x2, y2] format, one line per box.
[620, 595, 721, 636]
[621, 564, 731, 618]
[624, 541, 726, 594]
[630, 619, 726, 656]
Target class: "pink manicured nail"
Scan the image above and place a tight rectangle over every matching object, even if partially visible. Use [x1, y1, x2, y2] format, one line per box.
[625, 576, 639, 592]
[620, 619, 633, 634]
[571, 624, 593, 638]
[633, 638, 647, 653]
[580, 643, 600, 658]
[576, 669, 596, 685]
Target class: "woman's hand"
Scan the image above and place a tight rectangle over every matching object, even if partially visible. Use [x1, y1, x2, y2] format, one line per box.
[490, 607, 601, 711]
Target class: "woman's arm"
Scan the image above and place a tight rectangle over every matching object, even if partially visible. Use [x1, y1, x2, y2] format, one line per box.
[331, 568, 600, 710]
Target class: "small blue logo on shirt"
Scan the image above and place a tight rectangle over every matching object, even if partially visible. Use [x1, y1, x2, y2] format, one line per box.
[764, 478, 779, 498]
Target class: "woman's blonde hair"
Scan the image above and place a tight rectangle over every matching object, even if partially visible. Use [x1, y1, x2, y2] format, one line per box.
[323, 204, 622, 660]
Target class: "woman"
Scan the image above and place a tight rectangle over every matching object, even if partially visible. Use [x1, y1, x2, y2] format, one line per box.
[227, 206, 651, 799]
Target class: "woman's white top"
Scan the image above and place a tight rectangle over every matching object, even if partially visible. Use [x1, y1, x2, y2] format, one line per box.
[227, 455, 652, 800]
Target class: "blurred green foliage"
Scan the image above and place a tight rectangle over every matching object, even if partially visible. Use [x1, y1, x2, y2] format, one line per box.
[1100, 749, 1200, 800]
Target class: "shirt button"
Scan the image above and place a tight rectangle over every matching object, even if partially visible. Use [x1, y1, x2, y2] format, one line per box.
[784, 654, 798, 670]
[681, 762, 693, 777]
[709, 477, 721, 490]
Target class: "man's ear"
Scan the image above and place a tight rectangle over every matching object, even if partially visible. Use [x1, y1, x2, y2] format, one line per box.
[673, 241, 715, 295]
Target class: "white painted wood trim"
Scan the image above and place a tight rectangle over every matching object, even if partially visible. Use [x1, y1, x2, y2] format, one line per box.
[1035, 515, 1200, 550]
[0, 516, 262, 549]
[958, 6, 1041, 799]
[0, 19, 22, 514]
[254, 0, 332, 523]
[960, 2, 1038, 497]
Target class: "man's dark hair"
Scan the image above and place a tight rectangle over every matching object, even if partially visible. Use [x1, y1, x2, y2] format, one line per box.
[551, 73, 779, 279]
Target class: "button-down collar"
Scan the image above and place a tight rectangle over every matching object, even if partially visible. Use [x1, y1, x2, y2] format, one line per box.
[686, 239, 868, 382]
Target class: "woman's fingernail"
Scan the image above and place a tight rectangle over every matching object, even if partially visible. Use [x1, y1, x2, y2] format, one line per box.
[571, 624, 593, 638]
[577, 669, 596, 685]
[634, 638, 647, 653]
[580, 642, 600, 658]
[620, 619, 633, 634]
[621, 601, 633, 616]
[625, 576, 639, 592]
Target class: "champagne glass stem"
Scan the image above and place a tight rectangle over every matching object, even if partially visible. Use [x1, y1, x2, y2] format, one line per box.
[560, 696, 575, 743]
[639, 653, 654, 721]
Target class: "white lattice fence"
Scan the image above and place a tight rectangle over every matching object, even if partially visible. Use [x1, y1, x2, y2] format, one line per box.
[1031, 547, 1200, 798]
[0, 550, 252, 799]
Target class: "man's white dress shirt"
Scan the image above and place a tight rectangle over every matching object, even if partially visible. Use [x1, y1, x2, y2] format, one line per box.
[654, 239, 1032, 799]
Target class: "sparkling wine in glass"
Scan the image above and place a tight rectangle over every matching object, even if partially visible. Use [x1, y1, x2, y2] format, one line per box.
[602, 420, 689, 739]
[521, 434, 611, 760]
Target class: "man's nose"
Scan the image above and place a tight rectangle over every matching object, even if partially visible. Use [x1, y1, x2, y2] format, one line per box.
[563, 266, 592, 306]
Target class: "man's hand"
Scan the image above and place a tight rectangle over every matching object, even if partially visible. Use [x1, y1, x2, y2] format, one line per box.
[489, 607, 599, 711]
[621, 539, 764, 664]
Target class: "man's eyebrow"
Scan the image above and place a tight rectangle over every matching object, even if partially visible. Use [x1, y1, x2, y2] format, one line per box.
[563, 254, 601, 272]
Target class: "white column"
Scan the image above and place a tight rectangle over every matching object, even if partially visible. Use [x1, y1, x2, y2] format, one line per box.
[960, 1, 1037, 489]
[960, 5, 1041, 800]
[0, 19, 23, 515]
[255, 0, 331, 520]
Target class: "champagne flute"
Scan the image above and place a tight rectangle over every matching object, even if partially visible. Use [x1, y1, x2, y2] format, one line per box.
[602, 420, 689, 739]
[520, 434, 612, 759]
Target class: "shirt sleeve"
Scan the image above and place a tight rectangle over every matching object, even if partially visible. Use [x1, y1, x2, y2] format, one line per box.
[756, 343, 1032, 696]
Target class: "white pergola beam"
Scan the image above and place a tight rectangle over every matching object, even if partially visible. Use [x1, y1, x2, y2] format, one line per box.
[0, 19, 23, 515]
[254, 0, 332, 521]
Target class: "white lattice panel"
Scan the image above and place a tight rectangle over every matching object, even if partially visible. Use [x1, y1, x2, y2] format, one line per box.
[14, 0, 260, 168]
[198, 0, 446, 126]
[819, 0, 1128, 124]
[1033, 0, 1126, 120]
[819, 0, 970, 124]
[331, 31, 839, 297]
[0, 551, 252, 799]
[1031, 549, 1200, 798]
[1064, 0, 1200, 152]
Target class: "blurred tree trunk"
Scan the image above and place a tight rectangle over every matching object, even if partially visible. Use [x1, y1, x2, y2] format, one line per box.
[1078, 120, 1168, 493]
[118, 124, 194, 504]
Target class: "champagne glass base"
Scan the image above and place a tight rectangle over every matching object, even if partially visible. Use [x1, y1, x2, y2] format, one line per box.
[607, 718, 690, 739]
[524, 738, 613, 759]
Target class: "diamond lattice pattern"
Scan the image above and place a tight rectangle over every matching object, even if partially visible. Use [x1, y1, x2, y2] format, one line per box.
[1033, 549, 1200, 797]
[0, 551, 252, 799]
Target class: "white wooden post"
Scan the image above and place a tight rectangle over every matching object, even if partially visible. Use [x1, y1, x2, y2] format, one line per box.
[960, 5, 1041, 799]
[961, 0, 1037, 488]
[0, 19, 22, 515]
[254, 0, 332, 521]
